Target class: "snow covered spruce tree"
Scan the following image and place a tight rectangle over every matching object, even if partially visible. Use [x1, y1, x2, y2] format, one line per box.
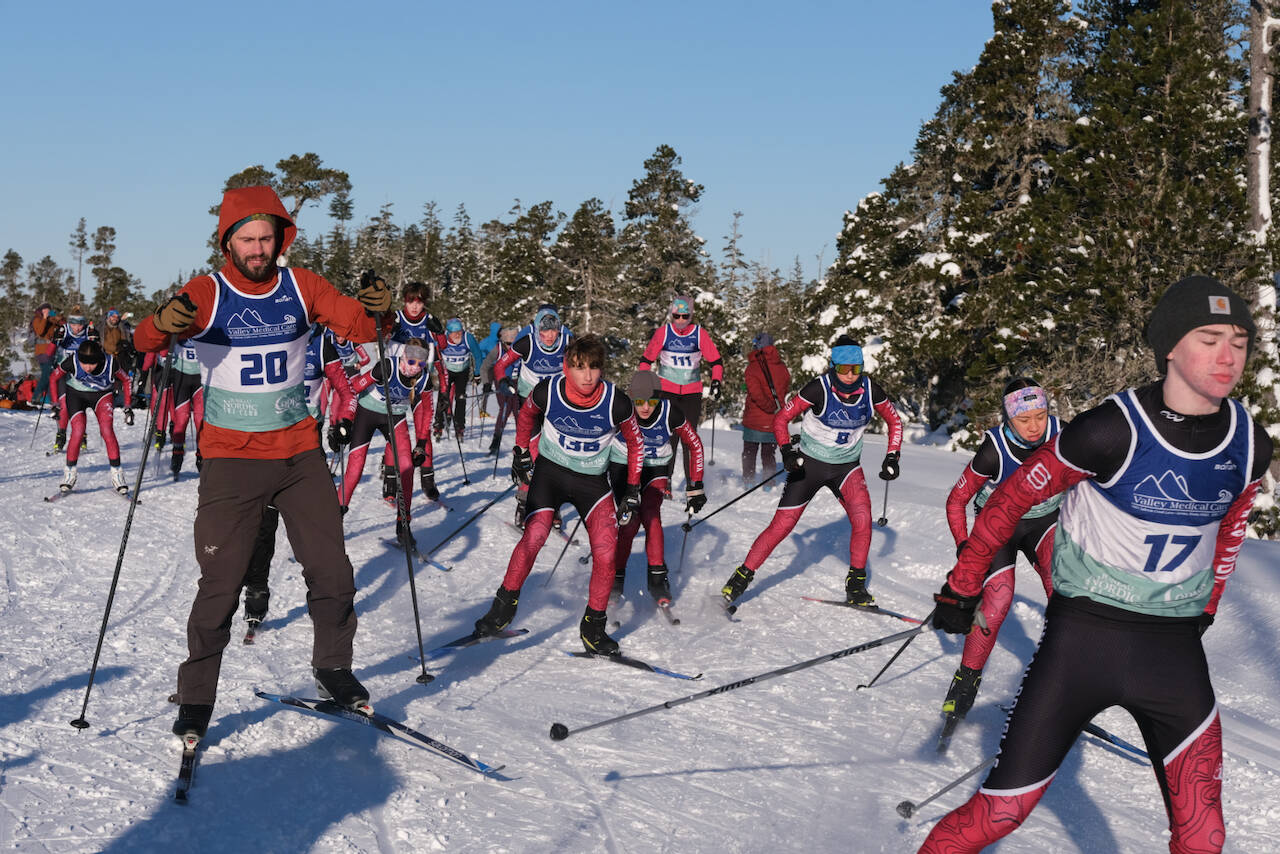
[618, 144, 717, 368]
[550, 198, 624, 352]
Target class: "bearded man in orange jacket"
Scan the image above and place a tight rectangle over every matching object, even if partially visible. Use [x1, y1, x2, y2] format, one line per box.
[133, 186, 394, 741]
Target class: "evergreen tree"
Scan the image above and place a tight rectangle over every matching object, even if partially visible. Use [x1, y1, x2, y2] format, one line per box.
[68, 218, 88, 300]
[85, 226, 117, 310]
[551, 198, 622, 344]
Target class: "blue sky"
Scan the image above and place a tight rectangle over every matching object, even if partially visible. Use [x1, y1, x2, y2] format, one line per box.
[1, 1, 994, 303]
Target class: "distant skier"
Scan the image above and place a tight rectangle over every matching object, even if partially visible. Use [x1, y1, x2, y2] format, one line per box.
[48, 338, 132, 495]
[938, 377, 1060, 726]
[338, 338, 439, 547]
[164, 339, 205, 477]
[433, 317, 483, 442]
[492, 304, 574, 526]
[388, 281, 444, 344]
[473, 334, 644, 655]
[50, 307, 97, 452]
[720, 335, 902, 609]
[920, 275, 1274, 854]
[609, 370, 705, 606]
[637, 296, 724, 481]
[480, 326, 520, 456]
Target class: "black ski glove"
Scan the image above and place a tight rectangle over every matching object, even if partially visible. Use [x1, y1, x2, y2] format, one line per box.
[709, 378, 722, 400]
[420, 467, 439, 501]
[123, 407, 134, 426]
[685, 480, 706, 514]
[411, 441, 428, 469]
[781, 439, 804, 473]
[357, 270, 392, 314]
[329, 418, 353, 452]
[932, 582, 981, 635]
[879, 451, 900, 481]
[511, 446, 533, 486]
[618, 483, 642, 525]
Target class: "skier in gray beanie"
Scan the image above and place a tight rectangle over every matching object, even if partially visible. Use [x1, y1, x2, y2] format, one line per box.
[1146, 275, 1256, 374]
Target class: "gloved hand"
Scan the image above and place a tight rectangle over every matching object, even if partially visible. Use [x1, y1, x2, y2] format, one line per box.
[482, 382, 492, 394]
[879, 450, 900, 481]
[685, 480, 706, 514]
[932, 582, 981, 635]
[781, 439, 804, 473]
[329, 418, 352, 452]
[471, 375, 481, 386]
[511, 446, 533, 486]
[497, 378, 514, 396]
[618, 483, 642, 525]
[708, 378, 722, 400]
[955, 539, 967, 559]
[1197, 612, 1214, 636]
[420, 467, 439, 501]
[357, 270, 392, 314]
[154, 293, 198, 334]
[123, 407, 134, 426]
[411, 441, 428, 469]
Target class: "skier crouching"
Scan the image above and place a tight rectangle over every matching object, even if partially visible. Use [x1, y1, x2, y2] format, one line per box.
[474, 334, 644, 654]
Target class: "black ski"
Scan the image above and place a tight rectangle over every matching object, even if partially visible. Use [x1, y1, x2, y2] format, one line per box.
[656, 601, 681, 626]
[426, 627, 528, 660]
[174, 734, 199, 803]
[800, 597, 923, 624]
[936, 712, 963, 754]
[381, 537, 450, 571]
[566, 651, 702, 681]
[255, 691, 508, 778]
[43, 488, 139, 504]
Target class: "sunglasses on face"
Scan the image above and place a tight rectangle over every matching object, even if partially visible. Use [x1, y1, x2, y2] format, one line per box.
[403, 358, 425, 367]
[834, 363, 862, 376]
[672, 313, 690, 320]
[636, 398, 660, 407]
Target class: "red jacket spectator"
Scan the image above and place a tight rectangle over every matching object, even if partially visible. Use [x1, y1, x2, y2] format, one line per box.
[742, 336, 790, 433]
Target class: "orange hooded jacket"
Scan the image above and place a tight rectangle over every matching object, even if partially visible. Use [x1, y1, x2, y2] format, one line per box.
[133, 185, 377, 460]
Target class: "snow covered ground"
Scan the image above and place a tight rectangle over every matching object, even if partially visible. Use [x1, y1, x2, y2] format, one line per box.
[1, 407, 1278, 853]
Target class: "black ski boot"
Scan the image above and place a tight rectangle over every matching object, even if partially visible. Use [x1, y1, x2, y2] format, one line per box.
[171, 448, 184, 479]
[420, 468, 439, 501]
[53, 429, 66, 452]
[154, 427, 166, 451]
[244, 585, 270, 624]
[580, 606, 620, 656]
[487, 437, 501, 457]
[720, 565, 755, 604]
[475, 586, 520, 635]
[647, 564, 672, 604]
[313, 667, 371, 712]
[844, 567, 876, 606]
[942, 665, 983, 719]
[513, 498, 527, 530]
[381, 463, 397, 504]
[172, 703, 214, 739]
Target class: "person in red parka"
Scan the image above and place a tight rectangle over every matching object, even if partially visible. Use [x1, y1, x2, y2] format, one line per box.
[741, 332, 791, 488]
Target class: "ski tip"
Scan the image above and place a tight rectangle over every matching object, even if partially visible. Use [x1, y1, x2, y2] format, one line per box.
[549, 722, 570, 741]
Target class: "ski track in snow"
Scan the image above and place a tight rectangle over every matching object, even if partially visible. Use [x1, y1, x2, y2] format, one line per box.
[1, 409, 1278, 852]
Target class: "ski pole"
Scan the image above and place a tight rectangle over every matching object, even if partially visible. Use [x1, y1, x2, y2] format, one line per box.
[550, 621, 929, 741]
[71, 343, 175, 731]
[682, 467, 785, 532]
[424, 483, 517, 559]
[28, 398, 47, 448]
[707, 407, 716, 466]
[454, 419, 471, 485]
[676, 511, 693, 574]
[542, 516, 583, 587]
[896, 755, 997, 818]
[857, 608, 936, 690]
[371, 305, 433, 686]
[876, 480, 890, 527]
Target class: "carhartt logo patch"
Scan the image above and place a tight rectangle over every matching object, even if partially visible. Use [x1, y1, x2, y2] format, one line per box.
[1208, 295, 1231, 314]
